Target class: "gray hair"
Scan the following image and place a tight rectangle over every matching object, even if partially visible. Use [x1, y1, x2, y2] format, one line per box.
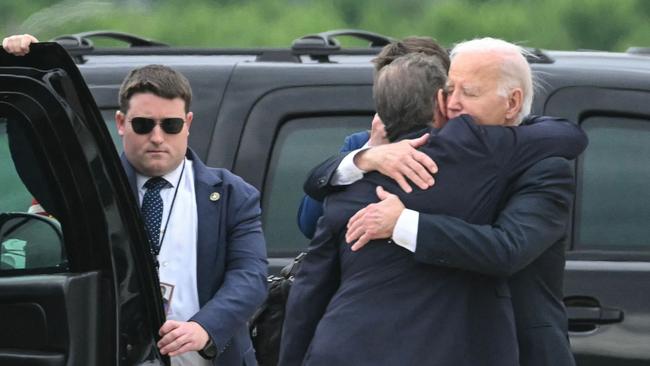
[451, 37, 533, 124]
[373, 53, 447, 141]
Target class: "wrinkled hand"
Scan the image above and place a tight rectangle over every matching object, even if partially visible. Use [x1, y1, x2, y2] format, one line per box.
[2, 34, 39, 56]
[158, 320, 210, 357]
[368, 113, 388, 147]
[354, 133, 437, 192]
[346, 186, 405, 251]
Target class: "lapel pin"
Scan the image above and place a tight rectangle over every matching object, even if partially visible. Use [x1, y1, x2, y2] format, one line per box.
[210, 192, 221, 201]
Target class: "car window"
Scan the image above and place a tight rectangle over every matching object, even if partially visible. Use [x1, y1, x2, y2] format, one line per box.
[100, 110, 123, 153]
[0, 118, 67, 272]
[0, 118, 32, 213]
[575, 115, 650, 250]
[262, 115, 370, 255]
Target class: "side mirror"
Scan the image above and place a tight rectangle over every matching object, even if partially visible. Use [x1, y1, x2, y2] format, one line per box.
[0, 212, 66, 271]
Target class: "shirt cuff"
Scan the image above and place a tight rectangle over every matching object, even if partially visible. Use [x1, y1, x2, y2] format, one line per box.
[392, 209, 419, 252]
[331, 147, 369, 186]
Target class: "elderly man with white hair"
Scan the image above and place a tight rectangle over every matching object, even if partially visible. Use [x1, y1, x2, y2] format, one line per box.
[304, 37, 580, 366]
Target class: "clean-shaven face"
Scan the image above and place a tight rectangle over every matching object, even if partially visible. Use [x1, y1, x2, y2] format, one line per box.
[116, 92, 193, 177]
[445, 51, 511, 126]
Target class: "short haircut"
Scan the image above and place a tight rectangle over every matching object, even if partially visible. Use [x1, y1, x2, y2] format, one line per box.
[118, 64, 192, 113]
[373, 36, 450, 73]
[451, 38, 533, 124]
[374, 53, 447, 142]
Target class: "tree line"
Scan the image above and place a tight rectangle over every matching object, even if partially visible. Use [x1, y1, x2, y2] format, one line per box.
[2, 0, 649, 51]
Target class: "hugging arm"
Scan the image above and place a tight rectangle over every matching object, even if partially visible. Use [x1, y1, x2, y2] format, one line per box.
[507, 116, 588, 168]
[414, 157, 574, 277]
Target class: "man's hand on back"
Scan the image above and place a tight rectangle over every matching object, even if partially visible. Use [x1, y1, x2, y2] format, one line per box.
[354, 133, 437, 193]
[2, 34, 38, 56]
[346, 186, 405, 251]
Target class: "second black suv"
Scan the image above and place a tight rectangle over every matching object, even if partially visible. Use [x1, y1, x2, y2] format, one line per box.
[1, 30, 649, 365]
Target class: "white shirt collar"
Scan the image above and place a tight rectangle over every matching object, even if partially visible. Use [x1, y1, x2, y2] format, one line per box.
[136, 158, 187, 191]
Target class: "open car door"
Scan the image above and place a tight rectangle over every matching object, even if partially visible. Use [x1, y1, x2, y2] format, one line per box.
[0, 44, 167, 365]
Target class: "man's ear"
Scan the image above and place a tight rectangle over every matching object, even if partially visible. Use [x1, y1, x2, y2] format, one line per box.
[505, 88, 523, 123]
[115, 111, 126, 136]
[433, 89, 448, 128]
[185, 112, 194, 134]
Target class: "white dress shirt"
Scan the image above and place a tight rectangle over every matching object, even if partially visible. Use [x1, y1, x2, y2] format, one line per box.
[137, 159, 210, 366]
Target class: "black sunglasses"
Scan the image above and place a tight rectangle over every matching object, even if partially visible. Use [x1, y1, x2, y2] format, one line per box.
[129, 117, 185, 134]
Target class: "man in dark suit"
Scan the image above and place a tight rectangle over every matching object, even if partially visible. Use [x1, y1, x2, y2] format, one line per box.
[114, 65, 268, 366]
[3, 34, 269, 366]
[280, 52, 586, 365]
[307, 38, 579, 366]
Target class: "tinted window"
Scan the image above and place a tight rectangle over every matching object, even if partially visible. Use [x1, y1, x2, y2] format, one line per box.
[0, 118, 31, 212]
[0, 118, 67, 272]
[100, 110, 122, 152]
[575, 116, 650, 250]
[262, 115, 371, 255]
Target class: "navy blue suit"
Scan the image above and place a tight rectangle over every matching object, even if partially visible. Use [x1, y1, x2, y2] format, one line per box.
[122, 149, 268, 366]
[280, 115, 587, 366]
[415, 157, 577, 366]
[297, 131, 370, 238]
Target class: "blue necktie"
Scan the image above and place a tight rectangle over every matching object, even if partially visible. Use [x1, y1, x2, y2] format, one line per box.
[141, 177, 170, 254]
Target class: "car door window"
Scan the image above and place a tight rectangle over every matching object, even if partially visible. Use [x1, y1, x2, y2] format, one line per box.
[100, 109, 123, 152]
[575, 115, 650, 250]
[0, 118, 67, 272]
[262, 115, 370, 255]
[0, 118, 31, 212]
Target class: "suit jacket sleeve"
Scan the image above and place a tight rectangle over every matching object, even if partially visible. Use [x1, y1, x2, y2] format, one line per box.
[503, 116, 588, 171]
[279, 219, 341, 365]
[298, 130, 371, 233]
[190, 178, 268, 353]
[413, 157, 575, 277]
[297, 196, 325, 239]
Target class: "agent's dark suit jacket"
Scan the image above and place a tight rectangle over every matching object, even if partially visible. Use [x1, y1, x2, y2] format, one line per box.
[280, 115, 587, 366]
[122, 149, 268, 366]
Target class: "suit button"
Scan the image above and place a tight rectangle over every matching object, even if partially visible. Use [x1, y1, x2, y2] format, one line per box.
[318, 177, 327, 186]
[436, 258, 447, 265]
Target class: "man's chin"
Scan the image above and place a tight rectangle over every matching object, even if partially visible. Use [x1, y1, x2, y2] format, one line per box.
[139, 162, 175, 177]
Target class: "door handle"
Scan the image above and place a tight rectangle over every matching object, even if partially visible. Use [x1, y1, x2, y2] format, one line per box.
[567, 306, 624, 325]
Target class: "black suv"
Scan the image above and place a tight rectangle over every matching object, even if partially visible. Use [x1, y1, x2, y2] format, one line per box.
[1, 30, 649, 365]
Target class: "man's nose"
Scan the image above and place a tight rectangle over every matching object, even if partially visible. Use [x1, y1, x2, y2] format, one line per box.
[149, 125, 165, 144]
[447, 91, 461, 111]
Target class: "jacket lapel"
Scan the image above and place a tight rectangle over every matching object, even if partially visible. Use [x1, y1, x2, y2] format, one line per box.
[187, 149, 223, 306]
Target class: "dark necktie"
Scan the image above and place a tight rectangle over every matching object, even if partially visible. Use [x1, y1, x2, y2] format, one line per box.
[141, 177, 169, 254]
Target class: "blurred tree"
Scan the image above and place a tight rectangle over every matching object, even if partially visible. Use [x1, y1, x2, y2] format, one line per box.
[562, 0, 632, 50]
[1, 0, 648, 51]
[635, 0, 650, 18]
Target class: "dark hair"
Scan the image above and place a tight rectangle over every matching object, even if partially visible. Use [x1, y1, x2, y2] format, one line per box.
[372, 36, 450, 73]
[118, 64, 192, 113]
[373, 53, 446, 142]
